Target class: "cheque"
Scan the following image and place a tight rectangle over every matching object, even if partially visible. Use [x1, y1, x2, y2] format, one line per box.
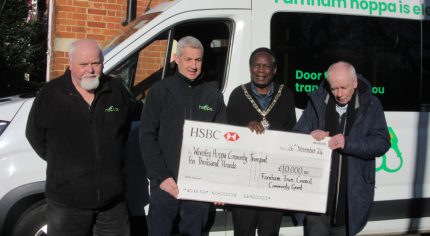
[177, 120, 332, 213]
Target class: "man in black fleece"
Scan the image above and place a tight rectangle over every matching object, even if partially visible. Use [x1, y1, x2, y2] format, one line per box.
[140, 36, 227, 236]
[26, 39, 131, 235]
[227, 47, 296, 236]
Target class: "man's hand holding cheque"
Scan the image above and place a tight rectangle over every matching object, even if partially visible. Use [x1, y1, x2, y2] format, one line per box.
[310, 129, 345, 150]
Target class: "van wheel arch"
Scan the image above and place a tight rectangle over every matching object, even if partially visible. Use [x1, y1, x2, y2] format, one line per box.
[0, 181, 45, 235]
[10, 199, 47, 236]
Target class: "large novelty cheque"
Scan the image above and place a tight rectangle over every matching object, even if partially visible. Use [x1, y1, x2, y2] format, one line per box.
[177, 120, 332, 213]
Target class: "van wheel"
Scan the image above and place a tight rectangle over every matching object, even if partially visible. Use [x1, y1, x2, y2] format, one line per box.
[11, 200, 47, 236]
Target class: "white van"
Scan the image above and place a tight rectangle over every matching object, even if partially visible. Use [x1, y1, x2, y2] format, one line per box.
[0, 0, 429, 235]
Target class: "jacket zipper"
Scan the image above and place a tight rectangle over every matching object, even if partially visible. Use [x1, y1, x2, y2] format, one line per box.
[333, 115, 348, 225]
[188, 85, 193, 120]
[89, 97, 102, 202]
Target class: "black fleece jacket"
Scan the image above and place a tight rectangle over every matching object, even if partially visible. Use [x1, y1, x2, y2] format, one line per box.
[26, 69, 131, 209]
[140, 72, 227, 185]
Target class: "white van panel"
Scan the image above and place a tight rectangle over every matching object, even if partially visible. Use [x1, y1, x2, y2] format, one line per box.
[0, 98, 45, 191]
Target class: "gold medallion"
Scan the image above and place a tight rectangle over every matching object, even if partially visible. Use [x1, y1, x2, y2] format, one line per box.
[241, 84, 284, 130]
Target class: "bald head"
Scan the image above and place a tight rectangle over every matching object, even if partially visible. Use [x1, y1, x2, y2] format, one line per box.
[69, 39, 103, 63]
[327, 61, 357, 83]
[326, 61, 358, 105]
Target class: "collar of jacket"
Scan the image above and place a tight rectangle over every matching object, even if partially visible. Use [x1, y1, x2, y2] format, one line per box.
[174, 69, 204, 87]
[161, 70, 207, 106]
[59, 68, 112, 97]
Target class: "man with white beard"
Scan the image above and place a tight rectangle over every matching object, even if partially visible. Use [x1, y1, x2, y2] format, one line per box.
[26, 39, 132, 235]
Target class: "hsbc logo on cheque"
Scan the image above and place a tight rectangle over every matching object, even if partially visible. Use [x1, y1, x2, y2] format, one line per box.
[224, 132, 240, 141]
[189, 127, 240, 141]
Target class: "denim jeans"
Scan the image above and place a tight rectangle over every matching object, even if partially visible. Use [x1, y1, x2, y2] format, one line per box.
[47, 199, 130, 236]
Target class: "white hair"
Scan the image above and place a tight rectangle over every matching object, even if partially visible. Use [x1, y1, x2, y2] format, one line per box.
[176, 36, 203, 56]
[327, 61, 357, 82]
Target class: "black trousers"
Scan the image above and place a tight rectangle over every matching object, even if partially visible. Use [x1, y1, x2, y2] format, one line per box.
[147, 186, 209, 236]
[232, 206, 283, 236]
[47, 198, 130, 236]
[305, 214, 347, 236]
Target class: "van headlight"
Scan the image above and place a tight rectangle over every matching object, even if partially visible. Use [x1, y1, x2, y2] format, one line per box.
[0, 120, 9, 136]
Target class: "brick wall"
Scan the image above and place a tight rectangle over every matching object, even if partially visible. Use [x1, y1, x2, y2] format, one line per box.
[134, 39, 168, 87]
[49, 0, 163, 80]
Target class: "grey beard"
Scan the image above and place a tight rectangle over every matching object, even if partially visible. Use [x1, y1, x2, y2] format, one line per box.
[80, 75, 100, 91]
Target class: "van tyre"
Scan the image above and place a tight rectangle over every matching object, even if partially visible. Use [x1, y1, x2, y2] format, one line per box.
[11, 200, 47, 236]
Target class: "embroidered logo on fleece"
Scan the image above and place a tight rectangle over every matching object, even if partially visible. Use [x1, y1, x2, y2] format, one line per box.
[198, 105, 213, 112]
[105, 106, 119, 112]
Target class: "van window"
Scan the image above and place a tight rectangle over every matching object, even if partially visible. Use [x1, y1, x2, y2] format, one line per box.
[271, 13, 427, 111]
[108, 20, 232, 100]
